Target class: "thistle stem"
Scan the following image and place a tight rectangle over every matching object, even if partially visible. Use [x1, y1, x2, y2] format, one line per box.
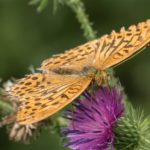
[62, 0, 97, 41]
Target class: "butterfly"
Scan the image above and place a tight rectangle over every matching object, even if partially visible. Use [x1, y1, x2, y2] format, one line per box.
[6, 19, 150, 125]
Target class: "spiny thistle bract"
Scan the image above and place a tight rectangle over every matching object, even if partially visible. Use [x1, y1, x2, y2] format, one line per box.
[114, 103, 150, 150]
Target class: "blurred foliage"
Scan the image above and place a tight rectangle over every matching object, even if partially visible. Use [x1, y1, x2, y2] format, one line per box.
[29, 0, 49, 12]
[0, 0, 150, 149]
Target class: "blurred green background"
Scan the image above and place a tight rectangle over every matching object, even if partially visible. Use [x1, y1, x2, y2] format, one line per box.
[0, 0, 150, 149]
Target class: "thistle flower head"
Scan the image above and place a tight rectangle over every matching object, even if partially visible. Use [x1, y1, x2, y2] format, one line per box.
[114, 103, 150, 150]
[63, 87, 125, 150]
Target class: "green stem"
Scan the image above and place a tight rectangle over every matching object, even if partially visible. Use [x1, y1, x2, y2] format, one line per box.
[62, 0, 97, 41]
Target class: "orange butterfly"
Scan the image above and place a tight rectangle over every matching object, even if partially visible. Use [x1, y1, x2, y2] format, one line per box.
[5, 19, 150, 125]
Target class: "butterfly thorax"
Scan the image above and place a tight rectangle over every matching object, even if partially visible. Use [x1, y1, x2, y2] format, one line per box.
[81, 66, 108, 86]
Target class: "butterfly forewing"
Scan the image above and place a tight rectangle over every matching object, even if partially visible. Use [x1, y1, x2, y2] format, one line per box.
[41, 40, 98, 72]
[8, 72, 92, 124]
[95, 19, 150, 70]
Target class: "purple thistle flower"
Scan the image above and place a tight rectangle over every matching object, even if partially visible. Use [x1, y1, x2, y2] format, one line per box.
[63, 87, 125, 150]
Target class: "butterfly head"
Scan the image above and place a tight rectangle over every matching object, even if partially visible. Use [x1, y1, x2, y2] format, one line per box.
[95, 70, 109, 86]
